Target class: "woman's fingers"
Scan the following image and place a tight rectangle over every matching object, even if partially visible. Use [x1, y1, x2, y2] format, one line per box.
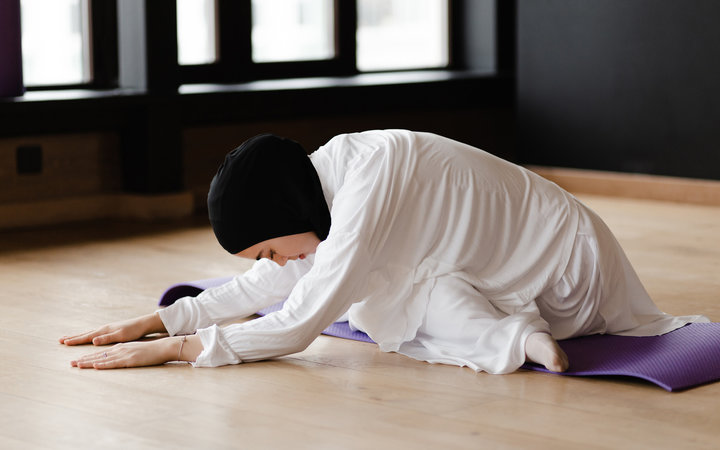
[60, 330, 103, 346]
[61, 314, 161, 348]
[90, 330, 122, 346]
[72, 347, 125, 369]
[61, 324, 131, 346]
[71, 349, 110, 368]
[61, 330, 122, 346]
[71, 340, 176, 370]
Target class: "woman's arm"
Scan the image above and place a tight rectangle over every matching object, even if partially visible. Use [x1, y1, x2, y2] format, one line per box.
[192, 231, 372, 367]
[159, 258, 311, 337]
[59, 312, 166, 346]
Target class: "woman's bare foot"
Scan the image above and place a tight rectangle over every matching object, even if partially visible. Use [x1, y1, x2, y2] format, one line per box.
[525, 332, 569, 372]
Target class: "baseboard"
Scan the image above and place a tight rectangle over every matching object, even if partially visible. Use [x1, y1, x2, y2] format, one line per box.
[528, 166, 720, 207]
[0, 192, 195, 230]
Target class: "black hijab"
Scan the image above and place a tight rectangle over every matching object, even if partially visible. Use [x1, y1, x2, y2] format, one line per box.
[207, 134, 331, 254]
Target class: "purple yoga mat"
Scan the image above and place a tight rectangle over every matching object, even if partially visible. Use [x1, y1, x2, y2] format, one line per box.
[159, 277, 720, 391]
[523, 323, 720, 391]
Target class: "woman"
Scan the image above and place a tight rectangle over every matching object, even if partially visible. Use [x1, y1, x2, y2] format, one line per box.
[60, 130, 707, 373]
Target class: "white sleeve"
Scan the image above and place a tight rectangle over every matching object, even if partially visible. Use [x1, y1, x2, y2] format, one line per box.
[193, 231, 371, 367]
[157, 257, 312, 337]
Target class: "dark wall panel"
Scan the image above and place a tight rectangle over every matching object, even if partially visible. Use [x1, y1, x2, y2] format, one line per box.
[517, 0, 720, 179]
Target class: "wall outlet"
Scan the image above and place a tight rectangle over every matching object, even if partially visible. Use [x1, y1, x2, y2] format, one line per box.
[16, 145, 43, 174]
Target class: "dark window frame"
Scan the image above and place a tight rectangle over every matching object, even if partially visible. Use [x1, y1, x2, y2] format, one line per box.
[177, 0, 466, 85]
[22, 0, 511, 91]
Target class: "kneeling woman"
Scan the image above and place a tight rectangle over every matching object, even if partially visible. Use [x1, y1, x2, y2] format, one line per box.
[61, 130, 707, 373]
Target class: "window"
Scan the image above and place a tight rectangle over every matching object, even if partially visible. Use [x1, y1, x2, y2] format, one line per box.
[177, 0, 218, 65]
[14, 0, 464, 91]
[251, 0, 335, 63]
[357, 0, 449, 72]
[175, 0, 451, 84]
[20, 0, 91, 86]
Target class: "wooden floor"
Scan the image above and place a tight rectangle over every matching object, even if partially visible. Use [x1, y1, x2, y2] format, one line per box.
[1, 194, 719, 449]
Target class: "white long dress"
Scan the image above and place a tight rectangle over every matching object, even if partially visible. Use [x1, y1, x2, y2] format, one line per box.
[158, 130, 708, 373]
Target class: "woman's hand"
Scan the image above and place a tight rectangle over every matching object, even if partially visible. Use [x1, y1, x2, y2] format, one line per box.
[59, 312, 167, 346]
[71, 335, 203, 370]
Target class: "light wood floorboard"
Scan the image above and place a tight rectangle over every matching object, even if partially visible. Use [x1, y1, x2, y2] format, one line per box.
[1, 195, 719, 449]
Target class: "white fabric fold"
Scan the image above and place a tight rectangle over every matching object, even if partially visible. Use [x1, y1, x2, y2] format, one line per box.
[194, 325, 241, 367]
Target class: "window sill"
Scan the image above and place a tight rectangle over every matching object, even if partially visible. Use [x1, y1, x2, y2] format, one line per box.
[3, 69, 499, 101]
[0, 69, 512, 136]
[3, 87, 146, 104]
[178, 69, 497, 95]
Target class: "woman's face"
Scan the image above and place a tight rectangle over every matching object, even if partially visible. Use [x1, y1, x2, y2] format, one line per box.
[235, 231, 321, 266]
